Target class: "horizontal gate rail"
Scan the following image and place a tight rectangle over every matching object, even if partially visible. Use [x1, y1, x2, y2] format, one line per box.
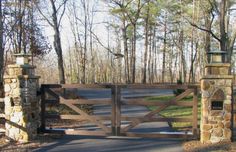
[45, 114, 111, 120]
[41, 84, 113, 89]
[121, 116, 193, 122]
[120, 84, 199, 89]
[44, 129, 107, 136]
[121, 99, 194, 106]
[44, 98, 111, 105]
[125, 132, 193, 139]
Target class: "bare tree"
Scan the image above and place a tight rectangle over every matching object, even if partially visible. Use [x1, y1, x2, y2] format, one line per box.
[126, 0, 143, 83]
[162, 12, 167, 83]
[0, 0, 4, 92]
[142, 0, 150, 84]
[37, 0, 68, 84]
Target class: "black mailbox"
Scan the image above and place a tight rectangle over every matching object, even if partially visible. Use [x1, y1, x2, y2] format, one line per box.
[211, 101, 223, 110]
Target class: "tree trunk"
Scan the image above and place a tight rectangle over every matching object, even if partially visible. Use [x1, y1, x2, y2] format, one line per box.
[82, 0, 87, 84]
[219, 0, 227, 53]
[179, 30, 186, 83]
[0, 0, 3, 89]
[51, 0, 65, 84]
[204, 15, 211, 63]
[142, 15, 149, 84]
[162, 13, 167, 83]
[169, 46, 174, 83]
[90, 26, 95, 83]
[131, 24, 137, 83]
[148, 28, 152, 83]
[122, 21, 130, 83]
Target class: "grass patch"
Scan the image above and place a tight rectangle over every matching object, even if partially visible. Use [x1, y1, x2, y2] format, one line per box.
[146, 95, 201, 130]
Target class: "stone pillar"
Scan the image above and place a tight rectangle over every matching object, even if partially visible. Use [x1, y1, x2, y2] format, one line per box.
[4, 54, 40, 142]
[201, 63, 233, 143]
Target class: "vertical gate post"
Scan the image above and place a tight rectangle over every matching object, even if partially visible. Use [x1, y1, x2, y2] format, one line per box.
[111, 85, 121, 136]
[40, 85, 46, 132]
[111, 85, 116, 136]
[192, 87, 199, 137]
[115, 86, 121, 136]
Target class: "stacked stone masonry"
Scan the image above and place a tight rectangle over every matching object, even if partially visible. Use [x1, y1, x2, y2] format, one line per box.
[201, 63, 233, 144]
[4, 64, 40, 142]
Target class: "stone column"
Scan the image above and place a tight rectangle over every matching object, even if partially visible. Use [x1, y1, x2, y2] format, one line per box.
[4, 54, 40, 142]
[201, 63, 233, 143]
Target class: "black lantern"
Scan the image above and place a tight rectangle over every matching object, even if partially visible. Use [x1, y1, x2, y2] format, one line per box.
[207, 50, 227, 63]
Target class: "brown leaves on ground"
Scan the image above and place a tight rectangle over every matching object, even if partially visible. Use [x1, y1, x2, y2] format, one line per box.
[183, 140, 236, 152]
[0, 133, 63, 152]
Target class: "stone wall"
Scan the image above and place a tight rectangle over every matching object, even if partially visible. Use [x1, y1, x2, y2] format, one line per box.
[201, 63, 233, 144]
[4, 64, 40, 142]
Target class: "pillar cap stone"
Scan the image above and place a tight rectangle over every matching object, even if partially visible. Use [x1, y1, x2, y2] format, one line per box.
[7, 64, 36, 69]
[201, 75, 233, 80]
[3, 75, 40, 79]
[205, 63, 231, 67]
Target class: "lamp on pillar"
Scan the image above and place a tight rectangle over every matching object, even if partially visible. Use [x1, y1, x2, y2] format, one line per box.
[14, 52, 31, 65]
[206, 50, 229, 75]
[207, 50, 227, 63]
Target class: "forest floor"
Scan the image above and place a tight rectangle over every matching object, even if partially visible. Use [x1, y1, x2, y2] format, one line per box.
[183, 140, 236, 152]
[0, 133, 64, 152]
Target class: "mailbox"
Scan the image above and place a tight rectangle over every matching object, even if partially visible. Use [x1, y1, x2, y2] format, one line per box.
[210, 89, 224, 111]
[211, 101, 223, 110]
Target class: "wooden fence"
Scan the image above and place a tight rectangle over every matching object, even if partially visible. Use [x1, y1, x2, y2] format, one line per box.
[40, 83, 200, 139]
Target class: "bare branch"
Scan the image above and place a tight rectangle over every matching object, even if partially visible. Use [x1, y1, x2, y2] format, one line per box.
[35, 3, 54, 27]
[56, 0, 68, 12]
[186, 18, 221, 42]
[124, 0, 133, 8]
[91, 30, 124, 58]
[75, 15, 124, 58]
[58, 0, 69, 25]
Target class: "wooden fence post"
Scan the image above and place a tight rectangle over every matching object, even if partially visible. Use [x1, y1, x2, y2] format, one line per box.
[111, 85, 121, 136]
[40, 85, 46, 132]
[192, 87, 199, 138]
[116, 86, 121, 136]
[111, 85, 116, 136]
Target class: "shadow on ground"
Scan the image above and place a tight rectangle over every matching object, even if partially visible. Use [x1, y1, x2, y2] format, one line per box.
[34, 135, 184, 152]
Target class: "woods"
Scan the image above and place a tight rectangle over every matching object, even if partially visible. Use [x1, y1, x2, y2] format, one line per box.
[0, 0, 236, 85]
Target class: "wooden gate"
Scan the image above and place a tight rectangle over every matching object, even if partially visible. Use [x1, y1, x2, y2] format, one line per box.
[40, 84, 117, 136]
[40, 84, 199, 139]
[116, 84, 199, 139]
